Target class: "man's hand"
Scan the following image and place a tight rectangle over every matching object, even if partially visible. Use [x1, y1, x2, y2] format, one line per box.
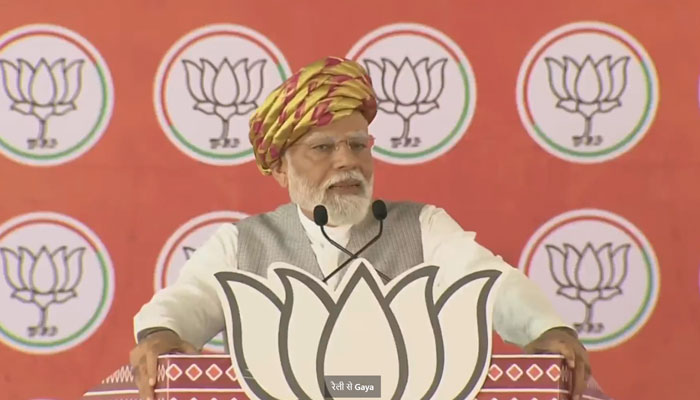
[129, 329, 198, 400]
[524, 327, 591, 400]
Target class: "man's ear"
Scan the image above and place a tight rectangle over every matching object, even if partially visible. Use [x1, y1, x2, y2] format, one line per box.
[270, 156, 288, 188]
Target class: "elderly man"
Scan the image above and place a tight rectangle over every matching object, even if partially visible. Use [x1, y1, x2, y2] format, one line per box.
[130, 56, 590, 400]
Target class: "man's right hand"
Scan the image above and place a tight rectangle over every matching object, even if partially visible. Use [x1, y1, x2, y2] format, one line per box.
[129, 329, 198, 400]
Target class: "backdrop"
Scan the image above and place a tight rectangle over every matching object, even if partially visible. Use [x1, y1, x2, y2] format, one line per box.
[0, 1, 698, 399]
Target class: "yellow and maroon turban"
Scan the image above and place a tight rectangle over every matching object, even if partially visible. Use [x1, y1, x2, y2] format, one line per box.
[249, 56, 378, 175]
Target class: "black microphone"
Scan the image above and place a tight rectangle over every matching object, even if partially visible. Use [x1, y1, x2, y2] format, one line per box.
[372, 199, 388, 220]
[313, 200, 390, 283]
[313, 205, 356, 260]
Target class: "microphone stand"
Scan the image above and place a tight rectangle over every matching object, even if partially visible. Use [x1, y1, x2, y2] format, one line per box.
[321, 219, 388, 283]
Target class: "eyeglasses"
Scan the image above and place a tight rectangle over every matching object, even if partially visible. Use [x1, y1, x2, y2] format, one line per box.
[293, 135, 375, 162]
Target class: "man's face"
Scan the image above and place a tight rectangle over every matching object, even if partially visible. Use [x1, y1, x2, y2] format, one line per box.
[272, 112, 375, 225]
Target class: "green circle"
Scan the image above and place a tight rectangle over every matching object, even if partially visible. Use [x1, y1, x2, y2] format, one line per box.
[0, 65, 111, 161]
[0, 250, 111, 349]
[373, 62, 472, 159]
[532, 62, 654, 158]
[168, 62, 287, 160]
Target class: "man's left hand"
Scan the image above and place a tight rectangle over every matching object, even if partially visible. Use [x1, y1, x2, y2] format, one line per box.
[524, 327, 591, 400]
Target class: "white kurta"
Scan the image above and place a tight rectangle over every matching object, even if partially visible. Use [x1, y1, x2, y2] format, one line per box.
[133, 204, 569, 349]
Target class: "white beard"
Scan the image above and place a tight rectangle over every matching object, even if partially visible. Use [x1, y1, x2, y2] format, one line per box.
[287, 166, 373, 226]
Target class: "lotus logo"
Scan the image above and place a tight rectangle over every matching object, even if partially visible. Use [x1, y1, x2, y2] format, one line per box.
[545, 55, 629, 147]
[0, 58, 84, 149]
[182, 57, 266, 149]
[216, 261, 501, 399]
[364, 57, 446, 148]
[546, 242, 629, 333]
[1, 246, 85, 337]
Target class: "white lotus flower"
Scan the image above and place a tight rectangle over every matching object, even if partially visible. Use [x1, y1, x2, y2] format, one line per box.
[546, 242, 630, 333]
[215, 260, 501, 400]
[544, 55, 630, 146]
[182, 58, 265, 147]
[0, 246, 85, 336]
[363, 57, 447, 147]
[0, 58, 84, 147]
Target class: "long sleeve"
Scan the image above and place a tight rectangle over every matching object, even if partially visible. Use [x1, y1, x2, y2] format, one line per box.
[132, 223, 239, 349]
[419, 204, 570, 347]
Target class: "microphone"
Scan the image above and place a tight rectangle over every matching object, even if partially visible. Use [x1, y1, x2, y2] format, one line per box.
[313, 200, 390, 284]
[313, 205, 356, 260]
[372, 199, 388, 220]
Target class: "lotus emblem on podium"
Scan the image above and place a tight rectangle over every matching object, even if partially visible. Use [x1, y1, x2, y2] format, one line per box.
[215, 260, 502, 400]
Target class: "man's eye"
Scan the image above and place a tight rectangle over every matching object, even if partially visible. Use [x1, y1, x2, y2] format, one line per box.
[350, 142, 367, 150]
[312, 144, 333, 151]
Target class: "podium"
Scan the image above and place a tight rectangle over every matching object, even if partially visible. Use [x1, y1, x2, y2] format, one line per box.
[96, 263, 614, 399]
[81, 354, 612, 400]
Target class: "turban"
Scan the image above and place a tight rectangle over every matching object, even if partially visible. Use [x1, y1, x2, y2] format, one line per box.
[248, 56, 377, 175]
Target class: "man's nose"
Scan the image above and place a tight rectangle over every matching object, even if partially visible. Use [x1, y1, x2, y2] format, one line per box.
[330, 142, 360, 169]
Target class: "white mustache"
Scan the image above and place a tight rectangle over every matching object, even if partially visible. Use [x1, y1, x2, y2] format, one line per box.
[324, 171, 368, 190]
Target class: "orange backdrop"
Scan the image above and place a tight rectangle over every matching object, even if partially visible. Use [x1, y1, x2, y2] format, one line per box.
[0, 1, 698, 399]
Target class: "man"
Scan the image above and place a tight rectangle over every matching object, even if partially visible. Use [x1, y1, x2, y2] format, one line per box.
[130, 56, 590, 400]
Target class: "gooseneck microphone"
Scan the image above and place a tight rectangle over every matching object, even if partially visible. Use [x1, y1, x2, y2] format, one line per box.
[313, 205, 356, 260]
[313, 200, 390, 284]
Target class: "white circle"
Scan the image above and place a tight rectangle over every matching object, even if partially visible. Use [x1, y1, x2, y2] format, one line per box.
[347, 23, 477, 165]
[518, 208, 659, 350]
[0, 211, 114, 354]
[154, 24, 291, 166]
[516, 21, 659, 163]
[0, 24, 114, 167]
